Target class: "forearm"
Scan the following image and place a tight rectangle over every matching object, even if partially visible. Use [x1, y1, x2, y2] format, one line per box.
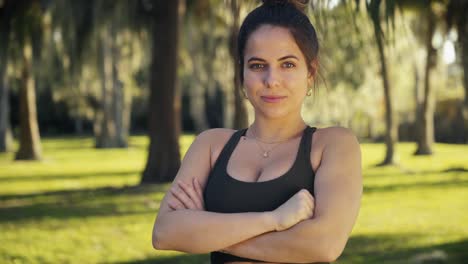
[153, 209, 276, 254]
[224, 218, 338, 263]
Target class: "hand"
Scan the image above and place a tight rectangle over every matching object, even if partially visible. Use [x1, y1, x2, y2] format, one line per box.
[270, 189, 315, 231]
[167, 178, 205, 211]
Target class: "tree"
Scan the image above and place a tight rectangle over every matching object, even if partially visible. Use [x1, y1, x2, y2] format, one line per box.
[51, 0, 140, 148]
[414, 4, 438, 155]
[229, 0, 249, 129]
[446, 0, 468, 142]
[355, 0, 446, 159]
[141, 0, 182, 183]
[8, 0, 44, 160]
[364, 0, 399, 165]
[0, 0, 15, 152]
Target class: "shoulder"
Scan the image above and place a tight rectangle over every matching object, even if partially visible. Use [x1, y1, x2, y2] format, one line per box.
[194, 128, 238, 154]
[194, 128, 240, 168]
[311, 126, 360, 166]
[315, 126, 358, 143]
[195, 128, 237, 146]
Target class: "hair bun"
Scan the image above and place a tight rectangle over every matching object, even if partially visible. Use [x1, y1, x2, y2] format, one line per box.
[261, 0, 309, 13]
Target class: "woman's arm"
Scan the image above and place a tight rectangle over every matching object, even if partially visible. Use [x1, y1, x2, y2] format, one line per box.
[216, 127, 363, 263]
[152, 129, 314, 254]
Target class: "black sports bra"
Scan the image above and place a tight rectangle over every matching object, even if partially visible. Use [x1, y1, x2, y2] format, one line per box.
[203, 126, 317, 263]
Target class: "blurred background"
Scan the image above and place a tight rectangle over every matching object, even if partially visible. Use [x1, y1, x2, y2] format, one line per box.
[0, 0, 467, 263]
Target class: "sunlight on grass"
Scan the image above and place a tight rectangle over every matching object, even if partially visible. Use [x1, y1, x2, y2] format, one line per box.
[0, 135, 467, 263]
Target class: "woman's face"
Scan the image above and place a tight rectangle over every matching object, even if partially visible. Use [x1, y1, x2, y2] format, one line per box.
[243, 24, 313, 119]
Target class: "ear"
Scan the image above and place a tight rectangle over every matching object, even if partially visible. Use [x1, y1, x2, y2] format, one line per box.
[307, 59, 318, 86]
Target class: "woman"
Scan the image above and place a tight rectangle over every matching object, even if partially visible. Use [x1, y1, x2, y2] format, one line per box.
[152, 0, 362, 263]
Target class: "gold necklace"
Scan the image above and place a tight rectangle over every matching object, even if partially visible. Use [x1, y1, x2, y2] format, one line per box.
[247, 127, 303, 158]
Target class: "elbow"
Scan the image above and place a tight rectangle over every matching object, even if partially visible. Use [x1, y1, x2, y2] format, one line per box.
[152, 223, 207, 254]
[152, 217, 173, 251]
[318, 236, 347, 262]
[152, 226, 168, 250]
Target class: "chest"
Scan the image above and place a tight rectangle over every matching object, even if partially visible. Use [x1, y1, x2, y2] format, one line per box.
[226, 137, 303, 183]
[204, 139, 315, 214]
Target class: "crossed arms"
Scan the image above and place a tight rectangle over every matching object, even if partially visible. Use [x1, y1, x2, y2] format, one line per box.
[152, 127, 362, 263]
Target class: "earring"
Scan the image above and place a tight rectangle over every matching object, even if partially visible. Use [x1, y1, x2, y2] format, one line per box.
[306, 88, 312, 96]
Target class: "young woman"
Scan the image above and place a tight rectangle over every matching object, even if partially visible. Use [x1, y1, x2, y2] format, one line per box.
[152, 0, 362, 263]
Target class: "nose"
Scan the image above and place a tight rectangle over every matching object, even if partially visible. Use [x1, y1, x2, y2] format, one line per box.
[264, 68, 280, 89]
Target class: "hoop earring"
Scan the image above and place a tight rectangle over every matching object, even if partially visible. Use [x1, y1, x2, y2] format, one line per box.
[306, 88, 312, 97]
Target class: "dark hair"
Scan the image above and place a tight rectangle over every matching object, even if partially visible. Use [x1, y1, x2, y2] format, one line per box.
[238, 0, 319, 83]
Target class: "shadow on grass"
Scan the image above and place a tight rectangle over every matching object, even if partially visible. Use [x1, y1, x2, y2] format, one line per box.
[111, 253, 209, 264]
[340, 234, 468, 263]
[364, 177, 468, 194]
[107, 234, 468, 264]
[0, 171, 139, 183]
[0, 185, 168, 222]
[364, 167, 468, 178]
[0, 183, 166, 201]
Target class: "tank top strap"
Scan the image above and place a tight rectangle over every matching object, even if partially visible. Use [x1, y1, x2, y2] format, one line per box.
[212, 128, 247, 172]
[303, 126, 317, 156]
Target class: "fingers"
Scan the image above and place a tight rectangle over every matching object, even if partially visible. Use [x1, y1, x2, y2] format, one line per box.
[167, 197, 185, 211]
[170, 184, 196, 209]
[299, 189, 315, 208]
[168, 179, 205, 211]
[193, 178, 205, 209]
[297, 189, 315, 218]
[178, 180, 204, 210]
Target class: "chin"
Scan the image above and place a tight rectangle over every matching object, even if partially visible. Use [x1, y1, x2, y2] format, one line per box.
[259, 109, 291, 119]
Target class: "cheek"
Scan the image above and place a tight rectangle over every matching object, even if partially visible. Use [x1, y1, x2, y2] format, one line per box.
[284, 72, 308, 89]
[243, 71, 262, 90]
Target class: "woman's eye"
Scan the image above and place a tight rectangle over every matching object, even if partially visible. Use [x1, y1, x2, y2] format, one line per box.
[283, 62, 295, 68]
[249, 63, 265, 70]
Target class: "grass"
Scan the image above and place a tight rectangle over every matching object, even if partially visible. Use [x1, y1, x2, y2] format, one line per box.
[0, 135, 467, 263]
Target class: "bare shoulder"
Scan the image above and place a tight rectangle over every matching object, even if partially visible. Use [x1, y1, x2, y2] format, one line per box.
[314, 126, 360, 150]
[196, 128, 237, 147]
[196, 128, 238, 164]
[315, 126, 357, 141]
[310, 126, 360, 173]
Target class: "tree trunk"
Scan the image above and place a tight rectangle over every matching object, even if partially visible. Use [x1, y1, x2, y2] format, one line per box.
[0, 19, 13, 152]
[415, 9, 436, 155]
[110, 22, 129, 148]
[141, 0, 181, 184]
[0, 74, 13, 153]
[373, 22, 397, 165]
[413, 62, 422, 141]
[15, 38, 42, 160]
[230, 0, 248, 129]
[460, 14, 468, 142]
[94, 21, 129, 148]
[95, 24, 116, 148]
[186, 24, 209, 132]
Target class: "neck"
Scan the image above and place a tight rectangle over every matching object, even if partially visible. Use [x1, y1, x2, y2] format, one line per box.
[249, 114, 307, 143]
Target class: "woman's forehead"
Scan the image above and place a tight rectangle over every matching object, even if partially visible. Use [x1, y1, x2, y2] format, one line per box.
[244, 25, 303, 60]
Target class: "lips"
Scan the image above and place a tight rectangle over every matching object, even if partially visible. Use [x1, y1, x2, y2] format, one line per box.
[261, 95, 287, 103]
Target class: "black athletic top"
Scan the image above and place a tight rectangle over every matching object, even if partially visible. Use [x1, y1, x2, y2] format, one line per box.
[203, 126, 318, 263]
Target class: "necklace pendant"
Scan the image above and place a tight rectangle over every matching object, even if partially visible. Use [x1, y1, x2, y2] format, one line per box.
[263, 151, 269, 158]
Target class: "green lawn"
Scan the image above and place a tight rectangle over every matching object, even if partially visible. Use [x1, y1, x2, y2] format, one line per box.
[0, 136, 467, 264]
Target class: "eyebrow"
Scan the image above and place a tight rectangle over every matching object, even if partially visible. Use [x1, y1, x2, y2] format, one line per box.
[247, 55, 300, 63]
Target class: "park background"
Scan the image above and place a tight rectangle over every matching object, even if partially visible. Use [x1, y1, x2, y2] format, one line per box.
[0, 0, 467, 263]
